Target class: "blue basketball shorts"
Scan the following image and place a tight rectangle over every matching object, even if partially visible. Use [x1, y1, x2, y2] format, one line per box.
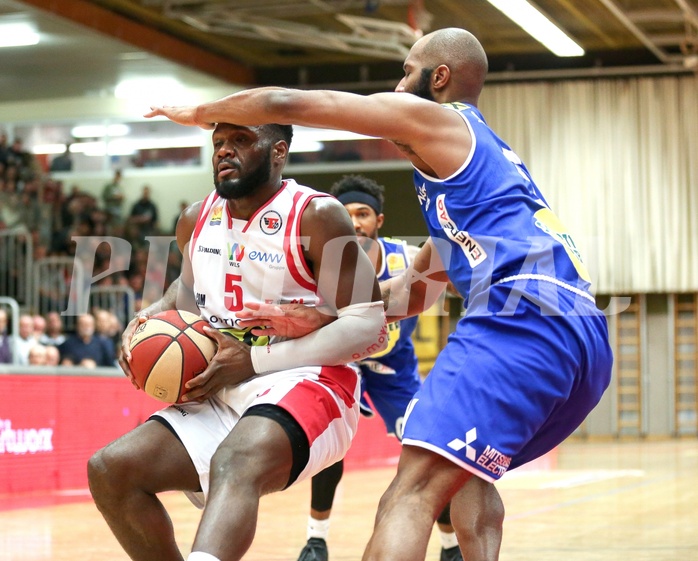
[401, 282, 613, 482]
[358, 356, 422, 439]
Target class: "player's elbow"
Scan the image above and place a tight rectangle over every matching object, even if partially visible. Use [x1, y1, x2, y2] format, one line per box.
[361, 332, 389, 358]
[339, 301, 388, 360]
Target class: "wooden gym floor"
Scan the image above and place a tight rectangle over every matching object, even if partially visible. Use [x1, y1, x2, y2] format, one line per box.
[1, 438, 696, 561]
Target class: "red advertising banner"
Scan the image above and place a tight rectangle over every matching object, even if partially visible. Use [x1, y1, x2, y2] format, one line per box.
[0, 374, 162, 495]
[0, 372, 401, 498]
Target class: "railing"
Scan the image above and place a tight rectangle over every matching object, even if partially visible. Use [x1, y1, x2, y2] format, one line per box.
[0, 226, 33, 308]
[90, 286, 135, 331]
[0, 297, 20, 365]
[32, 257, 84, 332]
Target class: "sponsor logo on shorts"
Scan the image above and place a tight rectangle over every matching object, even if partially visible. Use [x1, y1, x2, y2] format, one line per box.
[447, 427, 511, 477]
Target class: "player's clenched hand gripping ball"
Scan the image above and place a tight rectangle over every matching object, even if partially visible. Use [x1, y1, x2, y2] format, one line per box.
[129, 310, 217, 403]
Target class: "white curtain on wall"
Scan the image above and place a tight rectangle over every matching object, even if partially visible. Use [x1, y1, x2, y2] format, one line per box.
[478, 74, 698, 294]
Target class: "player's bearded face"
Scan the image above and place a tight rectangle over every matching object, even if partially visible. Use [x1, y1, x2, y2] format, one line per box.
[409, 68, 436, 102]
[214, 149, 272, 199]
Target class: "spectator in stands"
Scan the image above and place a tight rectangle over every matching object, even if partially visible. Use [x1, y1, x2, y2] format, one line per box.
[45, 344, 60, 366]
[127, 272, 145, 311]
[0, 170, 22, 228]
[0, 132, 8, 166]
[41, 311, 67, 347]
[50, 144, 73, 172]
[102, 170, 125, 226]
[94, 308, 121, 361]
[36, 179, 60, 248]
[6, 138, 31, 171]
[33, 314, 47, 343]
[0, 308, 12, 364]
[15, 314, 35, 365]
[58, 313, 115, 367]
[127, 184, 159, 242]
[28, 344, 48, 366]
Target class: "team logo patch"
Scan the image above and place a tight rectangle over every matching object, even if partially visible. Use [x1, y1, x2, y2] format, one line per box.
[209, 206, 223, 226]
[386, 252, 407, 276]
[260, 210, 282, 234]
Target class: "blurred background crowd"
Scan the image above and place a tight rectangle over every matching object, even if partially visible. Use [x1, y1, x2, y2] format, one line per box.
[0, 130, 183, 368]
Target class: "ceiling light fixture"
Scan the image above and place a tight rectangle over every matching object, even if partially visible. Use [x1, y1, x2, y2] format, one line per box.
[0, 22, 40, 48]
[485, 0, 584, 57]
[71, 124, 131, 138]
[115, 77, 187, 104]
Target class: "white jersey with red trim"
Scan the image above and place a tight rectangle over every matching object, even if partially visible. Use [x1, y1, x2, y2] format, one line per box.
[189, 178, 324, 346]
[151, 179, 361, 501]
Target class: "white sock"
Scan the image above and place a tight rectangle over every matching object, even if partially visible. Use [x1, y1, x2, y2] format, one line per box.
[307, 516, 331, 540]
[187, 552, 221, 561]
[439, 530, 459, 550]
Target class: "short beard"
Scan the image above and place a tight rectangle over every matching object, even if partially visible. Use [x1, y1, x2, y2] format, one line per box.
[214, 150, 272, 200]
[410, 67, 436, 102]
[359, 235, 379, 254]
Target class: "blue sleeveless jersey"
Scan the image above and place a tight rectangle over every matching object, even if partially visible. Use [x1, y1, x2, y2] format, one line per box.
[367, 237, 418, 370]
[414, 102, 593, 308]
[401, 103, 613, 479]
[356, 237, 421, 438]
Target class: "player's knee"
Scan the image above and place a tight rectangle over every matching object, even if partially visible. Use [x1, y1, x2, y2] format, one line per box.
[87, 445, 128, 500]
[209, 441, 251, 483]
[209, 437, 281, 493]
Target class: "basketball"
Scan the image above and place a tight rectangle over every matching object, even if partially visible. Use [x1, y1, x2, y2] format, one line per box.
[129, 310, 217, 404]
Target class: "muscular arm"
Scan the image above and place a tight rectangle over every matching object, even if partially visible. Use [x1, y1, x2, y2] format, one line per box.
[146, 88, 470, 179]
[382, 238, 450, 322]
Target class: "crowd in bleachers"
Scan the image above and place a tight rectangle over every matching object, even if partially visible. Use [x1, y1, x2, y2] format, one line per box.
[0, 129, 182, 368]
[0, 307, 120, 367]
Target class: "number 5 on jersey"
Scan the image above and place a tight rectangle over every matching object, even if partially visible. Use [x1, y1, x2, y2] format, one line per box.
[225, 273, 244, 312]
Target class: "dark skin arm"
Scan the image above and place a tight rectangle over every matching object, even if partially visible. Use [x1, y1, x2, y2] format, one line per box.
[237, 237, 449, 336]
[145, 88, 470, 180]
[381, 237, 450, 323]
[180, 195, 381, 402]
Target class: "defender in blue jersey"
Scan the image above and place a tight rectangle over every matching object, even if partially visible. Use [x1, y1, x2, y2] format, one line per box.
[296, 175, 462, 561]
[149, 26, 614, 561]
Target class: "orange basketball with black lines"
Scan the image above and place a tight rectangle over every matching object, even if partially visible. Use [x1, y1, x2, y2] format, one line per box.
[129, 310, 217, 404]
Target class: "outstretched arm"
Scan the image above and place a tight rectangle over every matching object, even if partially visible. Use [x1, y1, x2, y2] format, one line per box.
[145, 87, 470, 180]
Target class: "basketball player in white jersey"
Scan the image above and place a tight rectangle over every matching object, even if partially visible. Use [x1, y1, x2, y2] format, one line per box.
[87, 122, 387, 561]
